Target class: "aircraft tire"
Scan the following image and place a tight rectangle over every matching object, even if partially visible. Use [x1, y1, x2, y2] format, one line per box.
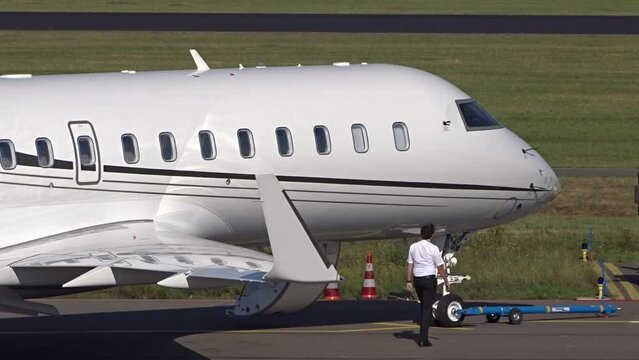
[434, 294, 465, 327]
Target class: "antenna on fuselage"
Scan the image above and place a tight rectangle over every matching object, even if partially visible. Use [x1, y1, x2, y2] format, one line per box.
[188, 49, 210, 77]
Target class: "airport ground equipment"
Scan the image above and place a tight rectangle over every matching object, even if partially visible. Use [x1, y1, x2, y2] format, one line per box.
[455, 304, 619, 325]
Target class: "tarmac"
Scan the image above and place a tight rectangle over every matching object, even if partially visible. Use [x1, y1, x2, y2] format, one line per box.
[1, 12, 639, 34]
[0, 299, 636, 359]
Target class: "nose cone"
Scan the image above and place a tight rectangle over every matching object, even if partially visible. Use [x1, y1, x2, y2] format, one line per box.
[538, 164, 561, 204]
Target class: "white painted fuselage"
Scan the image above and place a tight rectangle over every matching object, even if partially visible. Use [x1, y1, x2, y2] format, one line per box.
[0, 63, 559, 261]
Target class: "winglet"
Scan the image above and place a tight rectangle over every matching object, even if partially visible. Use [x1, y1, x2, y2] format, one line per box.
[188, 49, 210, 77]
[256, 174, 340, 283]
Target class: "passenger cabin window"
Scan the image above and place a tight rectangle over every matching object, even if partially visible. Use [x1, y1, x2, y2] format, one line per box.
[159, 132, 177, 162]
[456, 100, 502, 130]
[0, 140, 16, 170]
[198, 131, 217, 160]
[275, 127, 293, 157]
[121, 134, 139, 164]
[35, 137, 54, 167]
[351, 124, 369, 153]
[392, 122, 410, 151]
[313, 126, 331, 155]
[77, 136, 96, 166]
[237, 129, 255, 158]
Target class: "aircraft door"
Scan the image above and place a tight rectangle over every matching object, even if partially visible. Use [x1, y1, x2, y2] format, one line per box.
[68, 121, 101, 185]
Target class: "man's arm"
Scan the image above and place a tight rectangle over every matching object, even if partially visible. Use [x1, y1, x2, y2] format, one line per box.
[406, 263, 414, 291]
[437, 264, 451, 292]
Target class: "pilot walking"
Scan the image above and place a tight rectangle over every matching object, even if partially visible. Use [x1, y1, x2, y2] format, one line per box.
[406, 224, 451, 347]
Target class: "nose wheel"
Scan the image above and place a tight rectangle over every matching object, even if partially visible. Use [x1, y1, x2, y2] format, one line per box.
[432, 293, 465, 327]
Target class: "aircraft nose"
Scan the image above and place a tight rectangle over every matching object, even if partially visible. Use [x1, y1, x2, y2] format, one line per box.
[538, 166, 561, 203]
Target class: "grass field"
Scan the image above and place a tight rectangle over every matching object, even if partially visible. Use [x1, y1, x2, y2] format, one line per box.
[2, 31, 638, 167]
[72, 176, 638, 300]
[1, 0, 639, 15]
[1, 29, 636, 300]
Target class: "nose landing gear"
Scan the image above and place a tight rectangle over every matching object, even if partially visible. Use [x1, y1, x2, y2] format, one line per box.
[431, 233, 472, 327]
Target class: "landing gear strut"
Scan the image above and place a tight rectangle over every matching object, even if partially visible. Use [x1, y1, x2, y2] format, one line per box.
[431, 232, 473, 326]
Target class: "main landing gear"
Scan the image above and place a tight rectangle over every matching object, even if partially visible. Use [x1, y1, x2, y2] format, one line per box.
[431, 233, 472, 327]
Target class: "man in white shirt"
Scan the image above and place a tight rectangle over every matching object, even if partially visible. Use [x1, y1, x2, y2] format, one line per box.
[406, 224, 451, 347]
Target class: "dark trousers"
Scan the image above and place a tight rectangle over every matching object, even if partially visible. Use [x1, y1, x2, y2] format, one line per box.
[414, 275, 437, 342]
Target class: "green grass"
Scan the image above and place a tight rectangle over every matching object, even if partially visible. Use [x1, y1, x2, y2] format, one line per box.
[0, 30, 635, 300]
[1, 0, 639, 15]
[2, 31, 638, 167]
[67, 176, 638, 300]
[335, 176, 639, 300]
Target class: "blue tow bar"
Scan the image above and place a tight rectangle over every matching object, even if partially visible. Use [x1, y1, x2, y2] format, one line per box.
[455, 304, 619, 325]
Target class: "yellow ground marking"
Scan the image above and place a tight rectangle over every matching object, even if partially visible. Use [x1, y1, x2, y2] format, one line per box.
[605, 263, 639, 300]
[228, 322, 473, 334]
[593, 263, 623, 299]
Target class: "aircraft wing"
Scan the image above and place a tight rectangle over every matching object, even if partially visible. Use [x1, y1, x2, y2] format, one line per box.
[0, 220, 273, 290]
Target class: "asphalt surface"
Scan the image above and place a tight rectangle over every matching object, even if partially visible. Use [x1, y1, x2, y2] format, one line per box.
[0, 299, 636, 359]
[1, 12, 639, 34]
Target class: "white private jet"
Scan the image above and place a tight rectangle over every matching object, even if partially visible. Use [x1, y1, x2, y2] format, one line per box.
[0, 51, 559, 325]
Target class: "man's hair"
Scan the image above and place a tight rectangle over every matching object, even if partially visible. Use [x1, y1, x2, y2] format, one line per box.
[420, 224, 435, 239]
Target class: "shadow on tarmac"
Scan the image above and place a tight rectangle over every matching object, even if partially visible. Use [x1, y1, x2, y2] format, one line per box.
[618, 265, 639, 287]
[0, 299, 533, 359]
[0, 300, 418, 359]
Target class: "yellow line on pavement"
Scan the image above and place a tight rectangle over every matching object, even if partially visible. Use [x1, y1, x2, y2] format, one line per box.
[374, 322, 474, 331]
[593, 263, 623, 299]
[374, 322, 419, 328]
[605, 263, 639, 300]
[228, 322, 473, 334]
[229, 325, 415, 334]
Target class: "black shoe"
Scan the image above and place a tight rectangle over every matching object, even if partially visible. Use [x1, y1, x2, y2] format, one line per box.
[418, 340, 433, 347]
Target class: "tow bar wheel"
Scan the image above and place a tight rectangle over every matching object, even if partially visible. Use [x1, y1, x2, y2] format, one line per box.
[486, 313, 501, 323]
[508, 308, 523, 325]
[434, 294, 465, 327]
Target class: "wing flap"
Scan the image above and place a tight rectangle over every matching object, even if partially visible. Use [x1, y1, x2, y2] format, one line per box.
[0, 221, 273, 288]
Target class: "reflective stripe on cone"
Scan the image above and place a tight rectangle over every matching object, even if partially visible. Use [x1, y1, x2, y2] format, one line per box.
[360, 251, 378, 299]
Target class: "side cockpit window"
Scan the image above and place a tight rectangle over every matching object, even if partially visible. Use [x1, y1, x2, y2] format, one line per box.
[0, 140, 16, 170]
[456, 100, 503, 131]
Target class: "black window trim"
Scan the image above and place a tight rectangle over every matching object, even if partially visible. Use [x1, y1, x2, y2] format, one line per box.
[198, 130, 217, 160]
[313, 125, 332, 155]
[455, 98, 504, 132]
[158, 131, 177, 163]
[237, 128, 255, 159]
[275, 127, 294, 157]
[35, 137, 55, 168]
[121, 133, 140, 164]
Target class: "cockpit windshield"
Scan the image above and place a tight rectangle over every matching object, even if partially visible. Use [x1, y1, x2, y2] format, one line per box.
[456, 100, 502, 131]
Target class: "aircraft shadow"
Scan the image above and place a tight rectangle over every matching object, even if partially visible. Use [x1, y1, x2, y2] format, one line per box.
[0, 299, 537, 359]
[0, 300, 421, 359]
[617, 264, 639, 287]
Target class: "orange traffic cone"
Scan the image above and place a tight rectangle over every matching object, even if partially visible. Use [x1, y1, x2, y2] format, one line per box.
[323, 282, 340, 301]
[360, 251, 378, 299]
